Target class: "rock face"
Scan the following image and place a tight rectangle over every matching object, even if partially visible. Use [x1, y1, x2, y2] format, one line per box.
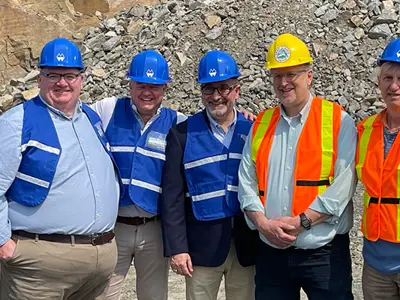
[0, 0, 159, 86]
[1, 0, 393, 122]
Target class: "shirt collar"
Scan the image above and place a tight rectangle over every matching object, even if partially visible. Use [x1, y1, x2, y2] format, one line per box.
[38, 94, 82, 119]
[280, 93, 313, 124]
[206, 108, 237, 132]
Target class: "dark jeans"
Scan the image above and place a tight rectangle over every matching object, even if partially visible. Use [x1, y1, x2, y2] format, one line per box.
[255, 233, 353, 300]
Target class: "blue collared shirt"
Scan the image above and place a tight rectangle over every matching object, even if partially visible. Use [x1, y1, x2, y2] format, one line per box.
[238, 95, 357, 249]
[206, 109, 238, 148]
[0, 96, 119, 245]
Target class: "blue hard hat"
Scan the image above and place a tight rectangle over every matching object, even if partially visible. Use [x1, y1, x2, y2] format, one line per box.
[378, 38, 400, 66]
[197, 50, 241, 84]
[38, 38, 84, 69]
[127, 50, 171, 84]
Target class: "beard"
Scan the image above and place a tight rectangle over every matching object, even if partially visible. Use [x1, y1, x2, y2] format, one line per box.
[206, 101, 229, 119]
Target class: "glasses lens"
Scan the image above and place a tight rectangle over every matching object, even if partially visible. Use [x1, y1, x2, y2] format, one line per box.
[47, 74, 61, 82]
[218, 85, 232, 95]
[202, 86, 215, 95]
[64, 74, 79, 82]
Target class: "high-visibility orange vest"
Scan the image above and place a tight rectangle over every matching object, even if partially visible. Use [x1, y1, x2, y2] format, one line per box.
[356, 110, 400, 243]
[251, 97, 342, 216]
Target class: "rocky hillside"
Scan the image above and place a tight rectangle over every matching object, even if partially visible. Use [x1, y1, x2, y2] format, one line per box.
[0, 0, 396, 119]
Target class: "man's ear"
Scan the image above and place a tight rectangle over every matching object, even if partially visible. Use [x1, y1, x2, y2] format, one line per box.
[235, 85, 241, 99]
[307, 69, 313, 87]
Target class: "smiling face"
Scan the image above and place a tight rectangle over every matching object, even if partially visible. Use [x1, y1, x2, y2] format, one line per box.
[38, 67, 83, 112]
[130, 81, 166, 120]
[378, 62, 400, 112]
[201, 78, 240, 121]
[270, 64, 313, 111]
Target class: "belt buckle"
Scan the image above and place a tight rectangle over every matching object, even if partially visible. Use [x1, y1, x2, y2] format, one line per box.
[91, 233, 100, 246]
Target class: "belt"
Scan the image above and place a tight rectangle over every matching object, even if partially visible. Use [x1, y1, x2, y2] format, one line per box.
[117, 215, 159, 226]
[12, 230, 115, 246]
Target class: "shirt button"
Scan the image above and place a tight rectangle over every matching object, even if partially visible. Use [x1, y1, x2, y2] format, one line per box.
[289, 147, 293, 150]
[291, 127, 295, 131]
[284, 186, 288, 190]
[283, 207, 288, 211]
[286, 166, 291, 170]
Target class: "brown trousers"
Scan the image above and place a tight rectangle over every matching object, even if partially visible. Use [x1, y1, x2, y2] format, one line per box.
[363, 263, 400, 300]
[0, 235, 117, 300]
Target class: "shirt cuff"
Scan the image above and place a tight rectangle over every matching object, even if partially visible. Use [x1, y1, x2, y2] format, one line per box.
[309, 196, 340, 224]
[0, 219, 11, 246]
[241, 197, 264, 230]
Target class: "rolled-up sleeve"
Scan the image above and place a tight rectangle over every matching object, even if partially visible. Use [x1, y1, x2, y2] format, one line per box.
[0, 116, 23, 246]
[238, 126, 264, 229]
[309, 111, 357, 222]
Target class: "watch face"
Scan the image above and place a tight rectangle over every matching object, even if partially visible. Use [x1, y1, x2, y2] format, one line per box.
[300, 214, 311, 230]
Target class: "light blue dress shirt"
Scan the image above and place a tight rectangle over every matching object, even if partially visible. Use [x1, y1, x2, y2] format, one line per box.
[205, 109, 238, 148]
[0, 96, 120, 246]
[238, 95, 357, 249]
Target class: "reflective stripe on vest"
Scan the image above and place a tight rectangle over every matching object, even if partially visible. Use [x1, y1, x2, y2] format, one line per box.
[105, 97, 177, 213]
[251, 97, 342, 216]
[183, 111, 251, 221]
[356, 111, 400, 242]
[6, 96, 114, 207]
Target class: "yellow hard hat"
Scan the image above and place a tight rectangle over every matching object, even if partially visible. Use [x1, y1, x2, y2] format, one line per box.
[265, 33, 313, 69]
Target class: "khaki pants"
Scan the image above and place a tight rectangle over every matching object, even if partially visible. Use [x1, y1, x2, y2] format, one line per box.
[363, 263, 400, 300]
[0, 235, 117, 300]
[104, 220, 169, 300]
[186, 242, 255, 300]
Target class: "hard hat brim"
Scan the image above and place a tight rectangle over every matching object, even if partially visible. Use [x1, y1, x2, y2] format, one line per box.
[128, 75, 170, 84]
[265, 59, 313, 69]
[197, 74, 240, 84]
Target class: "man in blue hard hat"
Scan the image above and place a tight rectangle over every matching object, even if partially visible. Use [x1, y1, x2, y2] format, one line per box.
[160, 50, 258, 300]
[0, 38, 120, 299]
[91, 50, 186, 300]
[357, 38, 400, 300]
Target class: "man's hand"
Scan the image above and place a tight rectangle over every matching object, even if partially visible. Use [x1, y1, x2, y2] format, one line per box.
[256, 217, 297, 248]
[276, 216, 304, 236]
[0, 239, 16, 261]
[239, 109, 257, 121]
[171, 253, 193, 277]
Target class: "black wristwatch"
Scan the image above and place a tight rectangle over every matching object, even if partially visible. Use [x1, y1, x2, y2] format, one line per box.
[299, 213, 311, 230]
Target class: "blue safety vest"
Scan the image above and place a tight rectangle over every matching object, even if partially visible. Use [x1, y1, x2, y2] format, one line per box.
[183, 111, 251, 221]
[6, 96, 113, 207]
[105, 97, 177, 213]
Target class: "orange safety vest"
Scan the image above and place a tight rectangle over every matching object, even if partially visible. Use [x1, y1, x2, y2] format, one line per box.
[356, 110, 400, 243]
[251, 97, 342, 216]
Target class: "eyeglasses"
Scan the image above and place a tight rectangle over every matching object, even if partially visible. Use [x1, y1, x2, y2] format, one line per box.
[40, 71, 82, 83]
[271, 69, 308, 82]
[201, 84, 237, 96]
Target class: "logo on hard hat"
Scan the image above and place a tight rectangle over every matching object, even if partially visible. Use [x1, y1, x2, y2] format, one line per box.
[275, 47, 290, 63]
[397, 50, 400, 58]
[209, 69, 217, 77]
[146, 69, 154, 78]
[56, 53, 65, 62]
